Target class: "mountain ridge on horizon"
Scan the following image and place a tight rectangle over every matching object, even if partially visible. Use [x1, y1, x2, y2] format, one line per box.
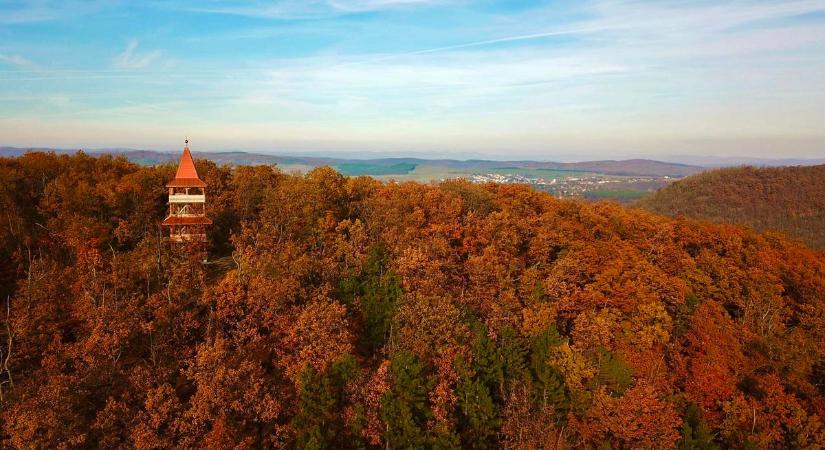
[3, 145, 824, 177]
[1, 146, 703, 177]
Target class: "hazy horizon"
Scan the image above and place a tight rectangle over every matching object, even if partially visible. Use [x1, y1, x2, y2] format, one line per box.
[2, 0, 825, 159]
[6, 143, 825, 167]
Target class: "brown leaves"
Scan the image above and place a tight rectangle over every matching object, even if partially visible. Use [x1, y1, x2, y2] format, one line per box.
[720, 375, 825, 448]
[393, 294, 469, 362]
[500, 384, 564, 450]
[676, 301, 744, 426]
[585, 383, 682, 449]
[131, 384, 184, 449]
[282, 299, 353, 383]
[184, 337, 283, 441]
[429, 347, 462, 427]
[361, 359, 391, 446]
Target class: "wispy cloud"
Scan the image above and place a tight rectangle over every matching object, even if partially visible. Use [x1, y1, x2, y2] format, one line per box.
[171, 0, 451, 19]
[0, 0, 116, 24]
[327, 0, 450, 12]
[309, 0, 825, 71]
[0, 53, 36, 68]
[112, 40, 162, 69]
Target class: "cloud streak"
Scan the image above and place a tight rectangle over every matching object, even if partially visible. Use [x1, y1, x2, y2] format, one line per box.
[169, 0, 452, 20]
[112, 40, 162, 69]
[0, 0, 116, 24]
[0, 54, 36, 68]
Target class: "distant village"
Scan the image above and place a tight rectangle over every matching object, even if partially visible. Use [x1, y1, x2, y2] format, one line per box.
[467, 172, 675, 199]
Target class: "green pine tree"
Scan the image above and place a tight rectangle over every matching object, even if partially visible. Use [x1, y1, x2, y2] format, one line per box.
[380, 351, 434, 449]
[339, 242, 402, 355]
[457, 377, 499, 449]
[469, 323, 503, 392]
[595, 348, 633, 397]
[679, 403, 719, 450]
[292, 355, 361, 450]
[293, 367, 337, 450]
[530, 326, 568, 413]
[498, 326, 529, 389]
[430, 429, 462, 450]
[674, 292, 700, 336]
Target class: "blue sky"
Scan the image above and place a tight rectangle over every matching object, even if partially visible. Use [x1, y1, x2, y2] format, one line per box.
[1, 0, 825, 159]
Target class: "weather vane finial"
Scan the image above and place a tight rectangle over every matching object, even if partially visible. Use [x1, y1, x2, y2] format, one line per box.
[185, 137, 189, 146]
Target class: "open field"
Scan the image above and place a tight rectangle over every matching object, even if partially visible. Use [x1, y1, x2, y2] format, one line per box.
[335, 162, 417, 176]
[483, 167, 593, 179]
[583, 189, 650, 202]
[372, 165, 596, 183]
[373, 164, 461, 182]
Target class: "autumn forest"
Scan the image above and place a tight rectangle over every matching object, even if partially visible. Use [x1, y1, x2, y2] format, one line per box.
[1, 151, 825, 449]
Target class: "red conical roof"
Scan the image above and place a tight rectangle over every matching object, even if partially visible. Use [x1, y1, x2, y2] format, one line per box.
[176, 146, 199, 179]
[167, 145, 206, 187]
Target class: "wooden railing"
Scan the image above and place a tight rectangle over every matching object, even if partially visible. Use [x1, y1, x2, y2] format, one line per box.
[169, 234, 207, 242]
[169, 194, 206, 203]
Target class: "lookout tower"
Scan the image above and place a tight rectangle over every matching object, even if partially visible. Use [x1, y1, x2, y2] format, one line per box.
[162, 140, 212, 243]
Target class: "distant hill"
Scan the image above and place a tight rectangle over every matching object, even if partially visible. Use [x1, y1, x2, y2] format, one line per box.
[663, 155, 825, 167]
[637, 165, 825, 248]
[547, 158, 700, 177]
[0, 146, 703, 177]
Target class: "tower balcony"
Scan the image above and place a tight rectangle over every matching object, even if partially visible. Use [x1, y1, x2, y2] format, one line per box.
[169, 233, 208, 243]
[169, 193, 206, 203]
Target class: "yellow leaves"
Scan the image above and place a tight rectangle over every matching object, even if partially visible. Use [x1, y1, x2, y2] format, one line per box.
[521, 302, 558, 338]
[630, 302, 673, 349]
[548, 341, 597, 393]
[572, 308, 622, 352]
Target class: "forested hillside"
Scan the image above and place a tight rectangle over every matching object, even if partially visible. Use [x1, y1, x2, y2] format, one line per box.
[1, 152, 825, 449]
[637, 165, 825, 248]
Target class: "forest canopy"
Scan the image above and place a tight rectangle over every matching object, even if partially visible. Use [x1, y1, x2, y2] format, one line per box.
[637, 164, 825, 249]
[1, 151, 824, 449]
